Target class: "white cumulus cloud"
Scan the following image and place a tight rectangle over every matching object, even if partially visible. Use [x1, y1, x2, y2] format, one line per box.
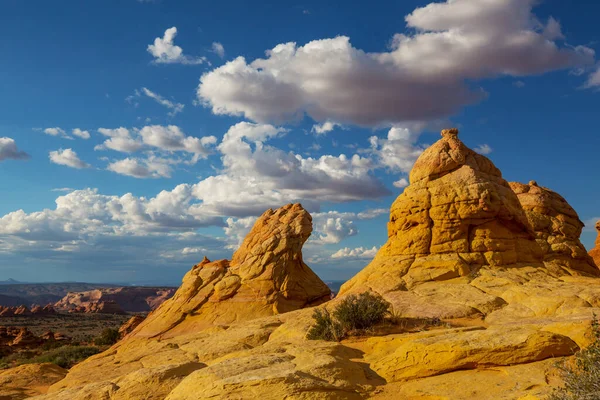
[148, 27, 205, 65]
[49, 149, 90, 169]
[0, 138, 29, 161]
[197, 0, 594, 127]
[107, 157, 171, 179]
[189, 122, 389, 217]
[331, 246, 378, 259]
[72, 128, 91, 139]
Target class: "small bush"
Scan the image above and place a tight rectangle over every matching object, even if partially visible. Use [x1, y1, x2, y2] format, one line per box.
[307, 292, 391, 341]
[334, 292, 391, 331]
[93, 328, 120, 346]
[550, 316, 600, 400]
[27, 345, 100, 368]
[306, 309, 344, 342]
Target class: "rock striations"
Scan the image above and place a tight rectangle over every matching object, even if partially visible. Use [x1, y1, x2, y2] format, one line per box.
[131, 203, 331, 338]
[341, 128, 600, 320]
[25, 130, 600, 400]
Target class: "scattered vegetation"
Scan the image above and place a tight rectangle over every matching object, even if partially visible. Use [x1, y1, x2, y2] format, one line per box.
[307, 308, 345, 341]
[307, 292, 391, 341]
[25, 345, 100, 369]
[550, 315, 600, 400]
[93, 328, 120, 346]
[0, 345, 100, 369]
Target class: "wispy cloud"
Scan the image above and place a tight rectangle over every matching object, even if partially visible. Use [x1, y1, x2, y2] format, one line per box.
[141, 87, 185, 116]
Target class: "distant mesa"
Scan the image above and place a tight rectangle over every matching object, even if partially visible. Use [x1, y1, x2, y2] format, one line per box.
[0, 304, 57, 317]
[54, 286, 176, 314]
[0, 278, 22, 285]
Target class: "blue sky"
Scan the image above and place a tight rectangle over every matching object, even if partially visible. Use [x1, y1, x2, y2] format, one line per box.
[0, 0, 599, 285]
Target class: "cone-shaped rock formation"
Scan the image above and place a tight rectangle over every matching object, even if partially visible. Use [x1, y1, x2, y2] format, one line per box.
[132, 203, 331, 338]
[341, 128, 599, 319]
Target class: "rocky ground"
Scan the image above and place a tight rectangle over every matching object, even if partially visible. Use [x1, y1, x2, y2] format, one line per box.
[2, 128, 600, 399]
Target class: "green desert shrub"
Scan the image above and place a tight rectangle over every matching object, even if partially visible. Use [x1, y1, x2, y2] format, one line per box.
[307, 292, 391, 341]
[27, 345, 100, 368]
[334, 292, 391, 331]
[549, 316, 600, 400]
[306, 308, 344, 342]
[93, 328, 120, 346]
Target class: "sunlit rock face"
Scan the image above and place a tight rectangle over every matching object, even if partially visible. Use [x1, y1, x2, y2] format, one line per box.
[130, 203, 332, 338]
[341, 128, 599, 319]
[510, 180, 598, 275]
[589, 221, 600, 267]
[30, 130, 600, 400]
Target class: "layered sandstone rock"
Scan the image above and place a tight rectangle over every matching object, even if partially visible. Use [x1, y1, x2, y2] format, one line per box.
[32, 130, 600, 400]
[589, 220, 600, 267]
[0, 363, 67, 399]
[14, 305, 32, 316]
[341, 129, 600, 320]
[0, 306, 16, 317]
[119, 315, 145, 339]
[11, 327, 41, 346]
[510, 180, 598, 275]
[131, 203, 331, 338]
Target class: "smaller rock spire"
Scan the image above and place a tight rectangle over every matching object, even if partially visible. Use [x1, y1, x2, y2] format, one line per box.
[441, 128, 459, 138]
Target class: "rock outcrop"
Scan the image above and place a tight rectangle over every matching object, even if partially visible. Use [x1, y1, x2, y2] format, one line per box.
[510, 181, 598, 274]
[29, 130, 600, 400]
[131, 203, 331, 338]
[118, 315, 145, 339]
[55, 287, 175, 313]
[0, 363, 67, 399]
[341, 128, 600, 320]
[589, 220, 600, 267]
[14, 305, 32, 316]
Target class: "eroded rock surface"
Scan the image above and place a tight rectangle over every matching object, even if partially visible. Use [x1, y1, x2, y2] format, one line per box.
[341, 129, 600, 320]
[26, 130, 600, 400]
[0, 363, 67, 399]
[131, 203, 331, 338]
[510, 180, 598, 275]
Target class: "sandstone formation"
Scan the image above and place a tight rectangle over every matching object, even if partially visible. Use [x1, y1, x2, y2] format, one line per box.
[130, 203, 331, 338]
[11, 327, 41, 346]
[0, 304, 56, 317]
[68, 300, 127, 315]
[341, 128, 600, 320]
[0, 306, 16, 316]
[54, 287, 175, 313]
[14, 305, 32, 316]
[118, 315, 145, 339]
[510, 181, 598, 274]
[589, 220, 600, 267]
[0, 363, 67, 399]
[23, 130, 600, 400]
